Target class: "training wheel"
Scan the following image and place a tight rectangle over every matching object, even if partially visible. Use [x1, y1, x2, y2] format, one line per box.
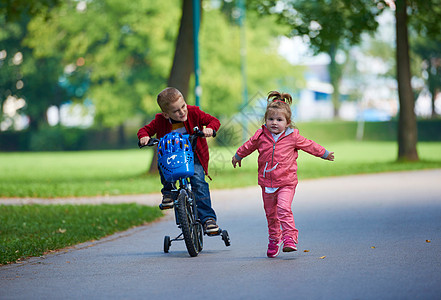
[221, 230, 231, 247]
[164, 236, 171, 253]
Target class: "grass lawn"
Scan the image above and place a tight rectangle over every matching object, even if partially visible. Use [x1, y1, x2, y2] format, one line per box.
[0, 204, 162, 265]
[1, 141, 441, 198]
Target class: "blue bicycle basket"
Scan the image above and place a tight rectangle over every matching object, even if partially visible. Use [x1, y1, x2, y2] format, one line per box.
[157, 132, 194, 182]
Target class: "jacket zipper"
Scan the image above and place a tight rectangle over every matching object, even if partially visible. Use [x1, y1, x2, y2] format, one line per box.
[271, 143, 275, 187]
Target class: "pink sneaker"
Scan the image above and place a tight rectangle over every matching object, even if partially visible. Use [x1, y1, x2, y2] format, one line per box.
[267, 239, 283, 258]
[282, 237, 297, 252]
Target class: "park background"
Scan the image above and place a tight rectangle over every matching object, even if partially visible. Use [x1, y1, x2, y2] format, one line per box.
[1, 0, 441, 264]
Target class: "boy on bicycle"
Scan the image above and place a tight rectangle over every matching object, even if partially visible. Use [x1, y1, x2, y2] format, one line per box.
[137, 87, 221, 234]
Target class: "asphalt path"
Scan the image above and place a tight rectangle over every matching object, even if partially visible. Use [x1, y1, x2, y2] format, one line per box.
[1, 170, 441, 299]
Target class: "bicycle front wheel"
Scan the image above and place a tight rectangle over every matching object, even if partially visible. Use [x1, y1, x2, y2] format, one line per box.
[176, 189, 200, 257]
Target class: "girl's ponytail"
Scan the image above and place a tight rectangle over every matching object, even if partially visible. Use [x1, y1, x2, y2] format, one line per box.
[267, 91, 292, 105]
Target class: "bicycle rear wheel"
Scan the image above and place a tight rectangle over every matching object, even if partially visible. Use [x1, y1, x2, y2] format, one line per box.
[176, 189, 200, 257]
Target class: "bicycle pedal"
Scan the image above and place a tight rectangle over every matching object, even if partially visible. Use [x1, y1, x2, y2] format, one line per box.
[159, 204, 173, 210]
[206, 229, 221, 236]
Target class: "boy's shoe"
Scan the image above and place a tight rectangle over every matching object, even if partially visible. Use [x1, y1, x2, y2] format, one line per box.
[204, 218, 219, 234]
[267, 239, 283, 258]
[161, 195, 174, 209]
[282, 237, 297, 252]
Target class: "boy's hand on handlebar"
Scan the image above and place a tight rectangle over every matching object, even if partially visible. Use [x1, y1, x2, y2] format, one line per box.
[202, 127, 214, 138]
[139, 136, 150, 146]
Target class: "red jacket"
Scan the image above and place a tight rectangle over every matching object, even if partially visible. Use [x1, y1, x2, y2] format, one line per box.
[236, 125, 326, 188]
[137, 105, 221, 175]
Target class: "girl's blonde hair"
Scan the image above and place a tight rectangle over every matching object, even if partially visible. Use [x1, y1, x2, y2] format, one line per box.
[264, 91, 295, 128]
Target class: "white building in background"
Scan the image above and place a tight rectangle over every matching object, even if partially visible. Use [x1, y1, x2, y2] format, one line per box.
[47, 102, 95, 128]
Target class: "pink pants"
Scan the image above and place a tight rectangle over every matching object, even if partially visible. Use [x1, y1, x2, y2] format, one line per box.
[261, 185, 299, 243]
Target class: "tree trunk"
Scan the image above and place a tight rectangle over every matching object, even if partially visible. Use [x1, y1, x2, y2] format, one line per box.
[428, 59, 439, 119]
[148, 0, 200, 174]
[167, 0, 198, 99]
[396, 0, 419, 161]
[328, 44, 342, 118]
[433, 89, 439, 119]
[117, 124, 126, 148]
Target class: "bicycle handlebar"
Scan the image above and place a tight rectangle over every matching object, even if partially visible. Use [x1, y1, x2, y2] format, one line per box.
[138, 126, 216, 149]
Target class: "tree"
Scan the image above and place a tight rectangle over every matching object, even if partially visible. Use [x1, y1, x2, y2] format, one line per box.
[25, 0, 179, 129]
[250, 0, 382, 117]
[412, 23, 441, 119]
[0, 0, 61, 22]
[251, 0, 441, 161]
[168, 0, 198, 99]
[149, 0, 305, 172]
[200, 5, 305, 117]
[388, 0, 441, 160]
[395, 0, 418, 160]
[0, 14, 66, 132]
[414, 38, 441, 118]
[146, 0, 199, 173]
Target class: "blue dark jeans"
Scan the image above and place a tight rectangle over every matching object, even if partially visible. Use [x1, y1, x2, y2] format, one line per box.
[160, 155, 216, 224]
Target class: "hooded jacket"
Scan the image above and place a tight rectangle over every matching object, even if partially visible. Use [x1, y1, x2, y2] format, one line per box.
[137, 105, 220, 175]
[235, 125, 327, 188]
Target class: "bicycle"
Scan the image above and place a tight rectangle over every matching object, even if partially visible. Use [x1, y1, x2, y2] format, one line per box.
[139, 127, 230, 257]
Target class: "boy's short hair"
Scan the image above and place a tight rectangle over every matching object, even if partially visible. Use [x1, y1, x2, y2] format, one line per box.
[157, 87, 185, 112]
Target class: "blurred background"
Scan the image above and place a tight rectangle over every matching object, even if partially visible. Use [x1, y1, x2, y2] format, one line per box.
[1, 0, 440, 153]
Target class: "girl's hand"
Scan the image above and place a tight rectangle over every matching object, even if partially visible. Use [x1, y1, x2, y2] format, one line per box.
[139, 136, 150, 146]
[326, 152, 335, 161]
[232, 156, 242, 168]
[202, 127, 214, 137]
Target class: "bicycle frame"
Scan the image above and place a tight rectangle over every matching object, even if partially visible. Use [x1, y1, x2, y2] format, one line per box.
[138, 127, 229, 256]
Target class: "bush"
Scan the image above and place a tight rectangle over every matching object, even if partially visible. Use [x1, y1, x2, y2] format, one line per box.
[29, 126, 86, 151]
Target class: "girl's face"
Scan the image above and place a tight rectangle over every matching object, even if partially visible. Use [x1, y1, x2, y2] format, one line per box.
[266, 109, 288, 135]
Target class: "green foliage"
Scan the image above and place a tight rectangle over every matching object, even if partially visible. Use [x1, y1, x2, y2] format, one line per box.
[3, 0, 309, 131]
[250, 0, 383, 54]
[249, 0, 386, 114]
[0, 14, 66, 131]
[0, 0, 61, 22]
[0, 203, 163, 264]
[24, 0, 180, 127]
[28, 125, 87, 151]
[409, 0, 441, 39]
[412, 36, 441, 112]
[187, 5, 305, 116]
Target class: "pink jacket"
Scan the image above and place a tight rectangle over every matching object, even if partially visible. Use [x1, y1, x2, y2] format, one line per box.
[235, 125, 328, 188]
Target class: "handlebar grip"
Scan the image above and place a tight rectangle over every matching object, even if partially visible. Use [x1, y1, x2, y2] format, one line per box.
[193, 126, 216, 138]
[138, 138, 159, 148]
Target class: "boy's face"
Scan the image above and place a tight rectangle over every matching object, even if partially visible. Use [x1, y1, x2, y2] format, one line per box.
[162, 96, 188, 122]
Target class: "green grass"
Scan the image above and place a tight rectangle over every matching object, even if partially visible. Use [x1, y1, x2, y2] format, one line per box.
[0, 150, 158, 198]
[1, 141, 441, 197]
[0, 204, 163, 265]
